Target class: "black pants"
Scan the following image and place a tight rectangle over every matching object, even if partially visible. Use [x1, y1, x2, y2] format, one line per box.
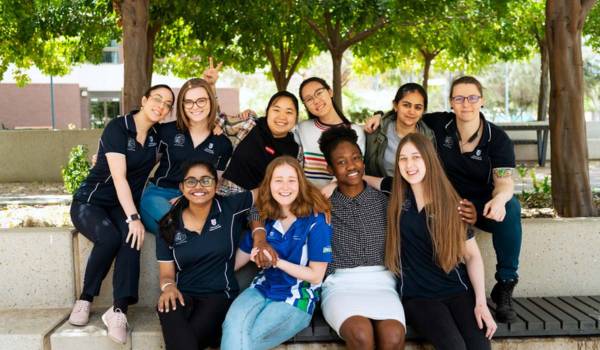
[70, 200, 140, 305]
[158, 293, 233, 350]
[404, 292, 491, 350]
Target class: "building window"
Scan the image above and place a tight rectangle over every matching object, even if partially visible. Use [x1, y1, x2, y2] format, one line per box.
[90, 99, 121, 128]
[101, 40, 119, 64]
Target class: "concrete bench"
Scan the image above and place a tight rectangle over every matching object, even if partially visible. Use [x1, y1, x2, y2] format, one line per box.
[497, 121, 549, 166]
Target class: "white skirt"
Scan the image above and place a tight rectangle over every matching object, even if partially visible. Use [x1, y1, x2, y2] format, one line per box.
[320, 265, 406, 335]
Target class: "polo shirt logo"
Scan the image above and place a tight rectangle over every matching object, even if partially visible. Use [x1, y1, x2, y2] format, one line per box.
[174, 134, 185, 147]
[147, 135, 157, 147]
[443, 136, 454, 149]
[323, 246, 332, 254]
[127, 137, 136, 151]
[402, 199, 412, 211]
[470, 149, 483, 161]
[208, 219, 222, 231]
[174, 231, 187, 245]
[204, 143, 215, 154]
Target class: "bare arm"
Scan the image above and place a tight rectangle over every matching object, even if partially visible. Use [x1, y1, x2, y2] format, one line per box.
[106, 153, 145, 250]
[234, 249, 251, 271]
[275, 260, 328, 285]
[484, 169, 515, 222]
[157, 262, 185, 312]
[464, 238, 497, 339]
[363, 175, 384, 190]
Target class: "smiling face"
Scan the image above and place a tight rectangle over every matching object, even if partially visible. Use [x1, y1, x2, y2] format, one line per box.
[141, 87, 173, 123]
[398, 142, 426, 185]
[182, 87, 211, 125]
[179, 165, 216, 206]
[269, 163, 300, 209]
[328, 141, 364, 188]
[267, 96, 297, 138]
[300, 81, 334, 118]
[395, 91, 425, 130]
[450, 83, 484, 123]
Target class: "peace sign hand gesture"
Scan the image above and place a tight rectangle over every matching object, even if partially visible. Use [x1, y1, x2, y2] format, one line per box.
[202, 56, 223, 86]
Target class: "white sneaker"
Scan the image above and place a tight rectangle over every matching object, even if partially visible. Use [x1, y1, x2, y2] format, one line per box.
[101, 307, 128, 344]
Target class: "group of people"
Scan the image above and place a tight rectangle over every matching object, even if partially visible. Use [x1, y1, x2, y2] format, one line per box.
[67, 60, 522, 350]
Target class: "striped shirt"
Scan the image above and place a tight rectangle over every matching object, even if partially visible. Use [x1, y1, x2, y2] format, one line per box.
[297, 119, 366, 188]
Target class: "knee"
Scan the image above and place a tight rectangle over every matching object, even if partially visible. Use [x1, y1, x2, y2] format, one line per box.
[342, 320, 375, 348]
[377, 322, 405, 349]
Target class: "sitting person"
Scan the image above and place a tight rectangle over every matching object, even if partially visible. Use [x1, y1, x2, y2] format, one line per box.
[155, 160, 256, 350]
[221, 156, 332, 350]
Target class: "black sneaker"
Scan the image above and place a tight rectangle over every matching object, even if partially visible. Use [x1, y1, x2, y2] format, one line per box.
[491, 279, 518, 323]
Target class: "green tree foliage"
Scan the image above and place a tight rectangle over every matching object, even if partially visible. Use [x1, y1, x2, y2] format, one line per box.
[62, 144, 91, 194]
[584, 2, 600, 51]
[0, 0, 118, 85]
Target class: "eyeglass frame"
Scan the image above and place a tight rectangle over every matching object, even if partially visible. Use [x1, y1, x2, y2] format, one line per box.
[182, 176, 216, 188]
[302, 87, 329, 106]
[148, 95, 173, 110]
[183, 97, 209, 109]
[451, 95, 482, 104]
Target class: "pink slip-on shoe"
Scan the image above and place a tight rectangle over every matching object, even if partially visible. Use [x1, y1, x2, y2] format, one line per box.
[101, 307, 129, 344]
[68, 300, 91, 326]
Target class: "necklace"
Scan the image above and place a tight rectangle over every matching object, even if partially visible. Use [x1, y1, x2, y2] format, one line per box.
[458, 118, 482, 145]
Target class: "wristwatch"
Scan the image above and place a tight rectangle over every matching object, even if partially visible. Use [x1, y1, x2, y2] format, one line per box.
[125, 213, 141, 223]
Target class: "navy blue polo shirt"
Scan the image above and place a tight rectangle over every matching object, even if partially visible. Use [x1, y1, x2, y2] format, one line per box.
[151, 121, 233, 189]
[74, 112, 159, 206]
[239, 213, 332, 314]
[156, 192, 253, 298]
[422, 112, 515, 202]
[397, 188, 474, 299]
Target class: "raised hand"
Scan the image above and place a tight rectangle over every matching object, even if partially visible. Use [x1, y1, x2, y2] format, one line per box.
[202, 56, 223, 86]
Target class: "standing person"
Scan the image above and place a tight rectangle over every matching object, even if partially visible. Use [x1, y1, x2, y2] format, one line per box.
[221, 156, 332, 350]
[386, 133, 496, 350]
[364, 76, 521, 322]
[68, 85, 175, 344]
[298, 77, 366, 188]
[155, 160, 255, 350]
[365, 83, 435, 177]
[318, 127, 406, 350]
[221, 91, 301, 194]
[140, 77, 232, 234]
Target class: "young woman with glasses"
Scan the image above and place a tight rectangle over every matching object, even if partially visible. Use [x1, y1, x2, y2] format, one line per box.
[297, 77, 366, 189]
[155, 160, 257, 350]
[365, 76, 522, 323]
[68, 84, 175, 344]
[140, 71, 233, 235]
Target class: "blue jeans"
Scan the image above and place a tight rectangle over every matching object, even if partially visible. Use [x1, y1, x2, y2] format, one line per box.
[473, 196, 522, 282]
[139, 183, 181, 235]
[221, 287, 312, 350]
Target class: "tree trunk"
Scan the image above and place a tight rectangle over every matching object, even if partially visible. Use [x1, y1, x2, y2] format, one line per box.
[546, 0, 597, 217]
[145, 23, 160, 87]
[121, 0, 150, 113]
[331, 50, 344, 110]
[537, 36, 550, 121]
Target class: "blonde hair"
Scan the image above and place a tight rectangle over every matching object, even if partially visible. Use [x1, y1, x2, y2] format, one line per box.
[385, 133, 467, 275]
[256, 156, 330, 220]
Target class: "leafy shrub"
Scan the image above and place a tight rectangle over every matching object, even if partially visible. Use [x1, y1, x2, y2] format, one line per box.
[62, 145, 91, 194]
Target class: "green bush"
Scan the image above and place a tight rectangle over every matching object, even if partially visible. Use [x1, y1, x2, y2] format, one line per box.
[62, 145, 91, 194]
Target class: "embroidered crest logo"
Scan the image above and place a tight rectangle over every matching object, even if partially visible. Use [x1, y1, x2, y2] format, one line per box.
[443, 136, 454, 149]
[174, 231, 187, 245]
[127, 137, 136, 151]
[147, 135, 157, 147]
[174, 134, 185, 147]
[470, 149, 483, 161]
[211, 218, 217, 226]
[209, 143, 214, 149]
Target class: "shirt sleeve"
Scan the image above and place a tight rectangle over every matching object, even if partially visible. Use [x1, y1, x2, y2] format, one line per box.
[225, 191, 254, 213]
[466, 225, 475, 240]
[380, 176, 393, 193]
[217, 137, 234, 171]
[307, 213, 333, 263]
[239, 230, 253, 254]
[101, 118, 128, 154]
[490, 129, 516, 169]
[353, 124, 367, 155]
[156, 235, 174, 262]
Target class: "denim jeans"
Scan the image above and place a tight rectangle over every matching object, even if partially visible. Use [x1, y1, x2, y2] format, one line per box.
[472, 195, 522, 282]
[221, 287, 312, 350]
[139, 182, 181, 235]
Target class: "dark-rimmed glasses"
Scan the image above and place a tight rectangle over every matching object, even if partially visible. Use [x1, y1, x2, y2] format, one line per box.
[183, 176, 216, 188]
[451, 95, 481, 104]
[183, 98, 209, 109]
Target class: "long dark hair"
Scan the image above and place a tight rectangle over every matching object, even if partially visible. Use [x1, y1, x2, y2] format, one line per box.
[384, 83, 428, 119]
[158, 160, 218, 245]
[299, 77, 351, 125]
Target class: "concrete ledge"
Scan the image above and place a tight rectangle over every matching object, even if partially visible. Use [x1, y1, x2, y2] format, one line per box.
[0, 229, 74, 308]
[476, 217, 600, 297]
[0, 308, 69, 350]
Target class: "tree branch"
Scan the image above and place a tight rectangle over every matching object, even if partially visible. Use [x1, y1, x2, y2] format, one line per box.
[581, 0, 598, 18]
[286, 49, 305, 81]
[304, 17, 333, 51]
[342, 16, 388, 50]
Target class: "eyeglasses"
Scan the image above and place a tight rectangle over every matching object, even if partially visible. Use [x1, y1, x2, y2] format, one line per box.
[302, 87, 328, 106]
[183, 98, 209, 109]
[183, 176, 216, 188]
[451, 95, 481, 104]
[149, 95, 173, 110]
